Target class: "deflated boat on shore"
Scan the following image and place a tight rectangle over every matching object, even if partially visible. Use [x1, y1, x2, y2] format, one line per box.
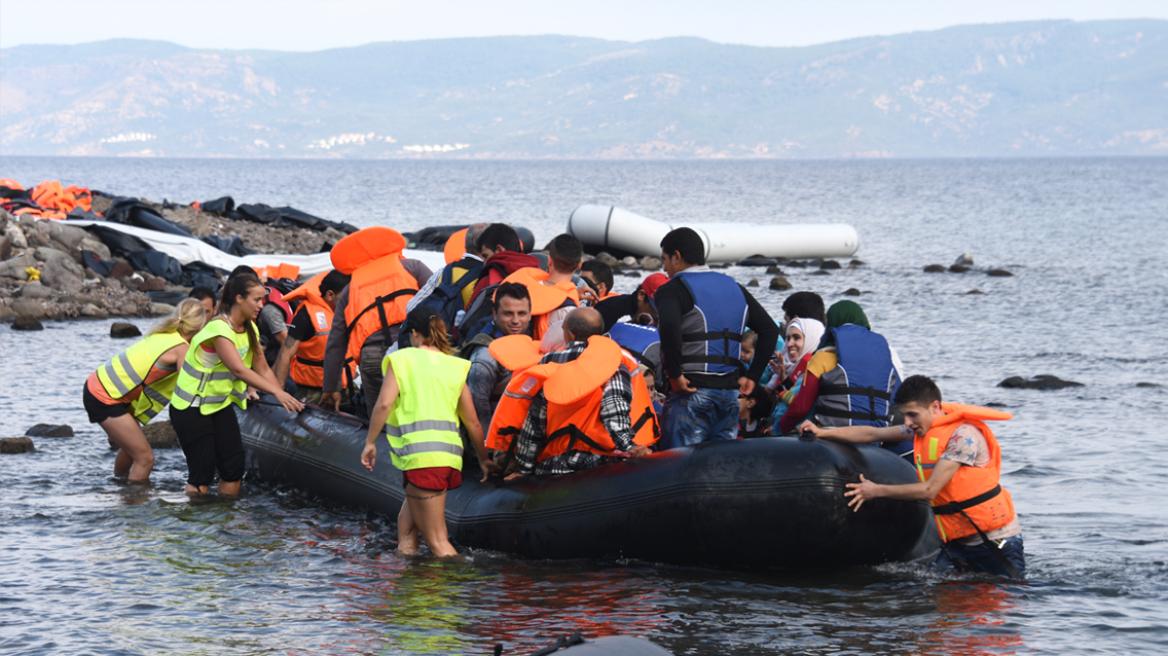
[240, 398, 939, 568]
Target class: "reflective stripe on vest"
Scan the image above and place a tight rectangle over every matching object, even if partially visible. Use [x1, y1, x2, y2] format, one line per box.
[383, 347, 470, 471]
[815, 325, 900, 429]
[169, 319, 256, 415]
[674, 271, 748, 377]
[96, 332, 186, 401]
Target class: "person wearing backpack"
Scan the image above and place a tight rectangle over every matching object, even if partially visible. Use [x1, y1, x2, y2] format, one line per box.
[406, 223, 488, 335]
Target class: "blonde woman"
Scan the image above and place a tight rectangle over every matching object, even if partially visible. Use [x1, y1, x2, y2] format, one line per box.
[83, 298, 207, 482]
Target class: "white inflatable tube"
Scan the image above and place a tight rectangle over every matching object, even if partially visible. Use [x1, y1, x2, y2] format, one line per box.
[567, 205, 860, 262]
[63, 220, 447, 277]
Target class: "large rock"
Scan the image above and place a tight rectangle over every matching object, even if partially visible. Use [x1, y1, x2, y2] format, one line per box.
[0, 306, 15, 323]
[11, 298, 45, 319]
[843, 288, 862, 296]
[0, 437, 34, 454]
[621, 256, 639, 268]
[746, 278, 759, 287]
[954, 252, 974, 266]
[596, 252, 619, 267]
[5, 225, 29, 250]
[34, 247, 72, 263]
[769, 276, 793, 291]
[109, 261, 134, 279]
[923, 264, 946, 273]
[144, 421, 180, 449]
[77, 237, 112, 262]
[998, 375, 1083, 390]
[639, 256, 662, 271]
[0, 235, 10, 261]
[949, 264, 970, 273]
[110, 322, 142, 338]
[11, 316, 44, 330]
[765, 265, 784, 275]
[26, 423, 74, 437]
[18, 281, 52, 299]
[785, 260, 807, 268]
[40, 256, 84, 292]
[0, 253, 36, 280]
[819, 259, 841, 270]
[150, 303, 176, 316]
[987, 269, 1014, 277]
[80, 304, 109, 319]
[47, 221, 89, 251]
[139, 277, 167, 292]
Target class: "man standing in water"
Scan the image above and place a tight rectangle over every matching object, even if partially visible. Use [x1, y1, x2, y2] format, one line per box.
[801, 375, 1025, 578]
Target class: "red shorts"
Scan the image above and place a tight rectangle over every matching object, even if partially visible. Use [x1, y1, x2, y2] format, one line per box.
[402, 466, 462, 492]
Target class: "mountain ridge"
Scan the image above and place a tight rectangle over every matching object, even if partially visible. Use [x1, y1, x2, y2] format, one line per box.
[2, 19, 1165, 158]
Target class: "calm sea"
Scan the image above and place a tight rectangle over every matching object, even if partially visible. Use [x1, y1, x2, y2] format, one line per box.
[2, 156, 1166, 655]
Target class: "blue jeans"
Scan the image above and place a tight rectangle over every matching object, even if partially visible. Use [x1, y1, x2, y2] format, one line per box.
[934, 535, 1026, 578]
[659, 387, 739, 450]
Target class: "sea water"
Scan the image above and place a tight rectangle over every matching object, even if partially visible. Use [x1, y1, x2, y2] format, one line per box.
[1, 156, 1166, 655]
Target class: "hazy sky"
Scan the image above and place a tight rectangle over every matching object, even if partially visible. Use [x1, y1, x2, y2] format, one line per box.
[2, 0, 1165, 51]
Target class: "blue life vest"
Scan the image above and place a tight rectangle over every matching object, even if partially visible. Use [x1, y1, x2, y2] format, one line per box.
[814, 324, 902, 436]
[607, 322, 661, 372]
[674, 271, 748, 377]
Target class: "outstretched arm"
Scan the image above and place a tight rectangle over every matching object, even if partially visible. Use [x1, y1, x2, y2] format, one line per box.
[845, 459, 961, 512]
[800, 421, 906, 444]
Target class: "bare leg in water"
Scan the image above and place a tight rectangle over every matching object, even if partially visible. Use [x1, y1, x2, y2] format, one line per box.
[400, 484, 456, 557]
[100, 414, 154, 483]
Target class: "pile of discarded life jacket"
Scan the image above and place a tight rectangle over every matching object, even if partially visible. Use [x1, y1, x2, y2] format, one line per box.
[1, 179, 100, 220]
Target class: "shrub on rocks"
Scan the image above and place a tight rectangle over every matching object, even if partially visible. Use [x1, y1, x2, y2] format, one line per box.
[0, 437, 34, 454]
[111, 322, 142, 338]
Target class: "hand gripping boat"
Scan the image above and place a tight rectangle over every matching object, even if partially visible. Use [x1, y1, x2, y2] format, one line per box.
[239, 400, 939, 568]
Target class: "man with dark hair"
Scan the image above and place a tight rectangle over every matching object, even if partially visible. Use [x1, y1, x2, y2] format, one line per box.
[782, 291, 827, 325]
[464, 282, 533, 433]
[407, 222, 488, 319]
[274, 270, 353, 404]
[801, 375, 1025, 578]
[189, 286, 217, 320]
[595, 272, 665, 331]
[655, 227, 780, 449]
[547, 234, 584, 277]
[579, 260, 616, 301]
[468, 223, 539, 303]
[499, 308, 654, 476]
[538, 233, 585, 353]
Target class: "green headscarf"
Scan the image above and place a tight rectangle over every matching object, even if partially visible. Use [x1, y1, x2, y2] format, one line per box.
[825, 300, 870, 330]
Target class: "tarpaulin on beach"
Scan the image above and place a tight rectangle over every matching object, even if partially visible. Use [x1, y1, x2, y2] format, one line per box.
[64, 219, 445, 278]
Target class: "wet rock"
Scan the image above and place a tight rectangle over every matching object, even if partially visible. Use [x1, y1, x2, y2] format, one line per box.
[819, 260, 841, 270]
[11, 298, 45, 319]
[709, 262, 732, 269]
[596, 252, 619, 267]
[18, 281, 52, 299]
[0, 253, 36, 280]
[998, 375, 1084, 390]
[843, 288, 861, 296]
[811, 270, 830, 276]
[109, 261, 134, 279]
[0, 437, 34, 454]
[765, 265, 784, 275]
[81, 304, 109, 319]
[769, 276, 793, 291]
[12, 316, 44, 331]
[987, 269, 1014, 277]
[967, 289, 984, 295]
[150, 303, 176, 316]
[808, 258, 824, 268]
[144, 421, 180, 449]
[40, 256, 85, 292]
[786, 260, 807, 268]
[639, 256, 662, 270]
[111, 322, 142, 338]
[139, 277, 167, 292]
[747, 278, 759, 287]
[849, 259, 866, 267]
[923, 264, 946, 273]
[954, 252, 974, 266]
[738, 256, 777, 267]
[34, 247, 72, 263]
[27, 423, 74, 438]
[949, 264, 970, 273]
[1135, 382, 1161, 388]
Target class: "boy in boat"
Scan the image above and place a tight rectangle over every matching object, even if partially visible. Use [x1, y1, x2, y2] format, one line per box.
[801, 375, 1025, 578]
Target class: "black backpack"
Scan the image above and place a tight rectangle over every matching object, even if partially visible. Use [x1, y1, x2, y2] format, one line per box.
[400, 261, 483, 348]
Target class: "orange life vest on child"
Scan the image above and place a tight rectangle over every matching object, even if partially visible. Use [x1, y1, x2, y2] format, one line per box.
[331, 227, 418, 363]
[914, 403, 1016, 542]
[282, 272, 353, 388]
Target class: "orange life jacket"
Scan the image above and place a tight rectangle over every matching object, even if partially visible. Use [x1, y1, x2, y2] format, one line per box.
[915, 403, 1016, 542]
[0, 179, 24, 191]
[282, 272, 353, 388]
[497, 267, 579, 346]
[332, 227, 418, 362]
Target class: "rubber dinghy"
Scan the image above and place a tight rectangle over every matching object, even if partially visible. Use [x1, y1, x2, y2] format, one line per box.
[240, 399, 940, 568]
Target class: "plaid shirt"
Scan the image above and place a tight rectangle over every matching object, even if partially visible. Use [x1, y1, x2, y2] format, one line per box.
[513, 340, 635, 475]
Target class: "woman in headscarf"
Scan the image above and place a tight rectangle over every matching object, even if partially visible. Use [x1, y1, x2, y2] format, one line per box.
[768, 316, 825, 434]
[776, 301, 903, 436]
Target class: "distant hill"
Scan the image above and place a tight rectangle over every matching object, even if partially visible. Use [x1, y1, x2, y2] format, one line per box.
[2, 20, 1165, 158]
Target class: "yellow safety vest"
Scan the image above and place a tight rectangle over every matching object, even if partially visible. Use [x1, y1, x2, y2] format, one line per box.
[383, 347, 470, 471]
[95, 331, 186, 423]
[171, 318, 258, 415]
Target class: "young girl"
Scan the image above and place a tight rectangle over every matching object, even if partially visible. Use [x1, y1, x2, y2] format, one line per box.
[170, 275, 304, 496]
[360, 306, 498, 557]
[737, 383, 773, 438]
[83, 299, 207, 482]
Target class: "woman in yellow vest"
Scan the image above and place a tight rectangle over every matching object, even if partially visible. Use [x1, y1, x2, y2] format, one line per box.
[83, 299, 207, 482]
[360, 306, 499, 557]
[170, 275, 304, 496]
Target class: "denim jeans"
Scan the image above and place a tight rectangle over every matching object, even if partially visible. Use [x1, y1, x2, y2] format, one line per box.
[934, 535, 1026, 578]
[659, 387, 740, 450]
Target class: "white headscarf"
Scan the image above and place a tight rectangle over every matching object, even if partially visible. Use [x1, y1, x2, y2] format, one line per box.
[782, 317, 826, 377]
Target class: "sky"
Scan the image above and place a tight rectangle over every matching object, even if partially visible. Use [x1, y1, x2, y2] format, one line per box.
[1, 0, 1166, 51]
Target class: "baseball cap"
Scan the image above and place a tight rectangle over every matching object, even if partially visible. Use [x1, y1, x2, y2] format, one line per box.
[639, 273, 668, 301]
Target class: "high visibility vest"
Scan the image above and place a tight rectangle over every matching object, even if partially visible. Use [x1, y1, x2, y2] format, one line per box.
[383, 347, 470, 471]
[915, 403, 1017, 542]
[282, 272, 352, 388]
[170, 319, 258, 415]
[95, 331, 186, 423]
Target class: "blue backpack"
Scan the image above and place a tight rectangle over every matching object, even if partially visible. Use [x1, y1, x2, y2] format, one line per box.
[401, 260, 483, 347]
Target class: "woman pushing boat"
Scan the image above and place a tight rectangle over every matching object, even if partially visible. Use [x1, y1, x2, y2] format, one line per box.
[170, 275, 304, 496]
[84, 299, 207, 482]
[360, 306, 499, 557]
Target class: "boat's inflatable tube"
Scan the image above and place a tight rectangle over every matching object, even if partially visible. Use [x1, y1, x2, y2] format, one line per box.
[240, 400, 940, 568]
[567, 205, 861, 262]
[63, 219, 446, 278]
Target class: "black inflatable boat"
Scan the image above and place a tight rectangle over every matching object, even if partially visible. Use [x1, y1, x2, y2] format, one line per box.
[240, 400, 940, 568]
